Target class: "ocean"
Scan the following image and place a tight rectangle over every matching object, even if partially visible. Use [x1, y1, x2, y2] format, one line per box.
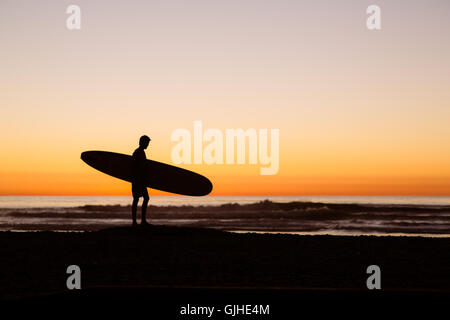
[1, 196, 450, 237]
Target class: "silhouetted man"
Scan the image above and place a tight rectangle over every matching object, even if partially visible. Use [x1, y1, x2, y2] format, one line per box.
[131, 135, 151, 226]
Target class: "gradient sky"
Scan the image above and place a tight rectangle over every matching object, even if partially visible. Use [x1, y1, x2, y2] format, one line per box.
[1, 0, 450, 195]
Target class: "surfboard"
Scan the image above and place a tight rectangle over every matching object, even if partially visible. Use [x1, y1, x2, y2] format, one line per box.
[81, 151, 213, 196]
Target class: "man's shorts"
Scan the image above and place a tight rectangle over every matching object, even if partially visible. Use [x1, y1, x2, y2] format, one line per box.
[132, 183, 148, 198]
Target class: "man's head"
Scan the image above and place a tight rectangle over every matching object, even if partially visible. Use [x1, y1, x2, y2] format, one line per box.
[139, 135, 151, 149]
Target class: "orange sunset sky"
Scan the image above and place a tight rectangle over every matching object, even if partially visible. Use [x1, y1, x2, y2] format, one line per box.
[1, 0, 450, 196]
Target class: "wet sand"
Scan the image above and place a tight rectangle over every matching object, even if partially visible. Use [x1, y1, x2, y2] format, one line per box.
[1, 225, 449, 315]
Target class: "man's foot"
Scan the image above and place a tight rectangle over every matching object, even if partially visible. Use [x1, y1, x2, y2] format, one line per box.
[141, 220, 149, 226]
[132, 221, 138, 227]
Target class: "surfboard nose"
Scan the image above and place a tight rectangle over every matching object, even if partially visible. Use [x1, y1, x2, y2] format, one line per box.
[203, 178, 213, 196]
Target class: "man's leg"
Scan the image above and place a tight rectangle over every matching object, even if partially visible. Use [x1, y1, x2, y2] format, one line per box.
[132, 197, 139, 225]
[141, 193, 149, 224]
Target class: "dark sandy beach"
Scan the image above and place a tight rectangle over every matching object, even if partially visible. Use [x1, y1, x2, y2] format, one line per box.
[1, 226, 449, 316]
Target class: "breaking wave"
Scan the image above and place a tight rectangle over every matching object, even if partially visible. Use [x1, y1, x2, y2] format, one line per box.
[1, 200, 450, 236]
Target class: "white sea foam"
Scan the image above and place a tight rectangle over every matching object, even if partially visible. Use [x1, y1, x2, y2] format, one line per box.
[0, 196, 450, 236]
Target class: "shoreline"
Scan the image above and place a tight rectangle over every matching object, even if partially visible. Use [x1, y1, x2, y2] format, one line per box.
[3, 228, 450, 238]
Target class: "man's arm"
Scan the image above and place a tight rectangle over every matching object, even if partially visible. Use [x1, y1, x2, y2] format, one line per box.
[134, 150, 146, 183]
